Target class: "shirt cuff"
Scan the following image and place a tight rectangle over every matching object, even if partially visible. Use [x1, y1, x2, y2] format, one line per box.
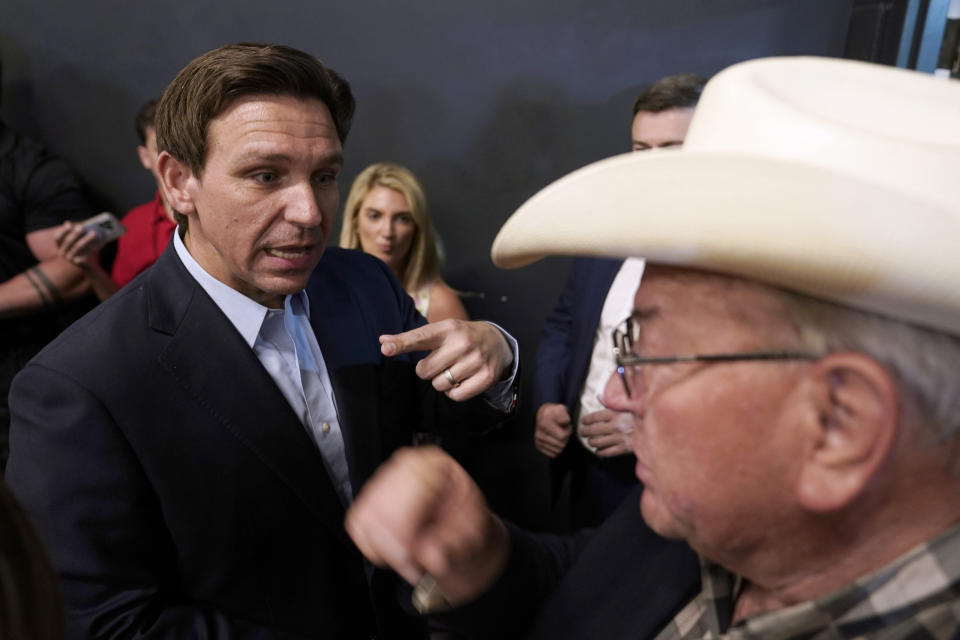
[480, 321, 519, 412]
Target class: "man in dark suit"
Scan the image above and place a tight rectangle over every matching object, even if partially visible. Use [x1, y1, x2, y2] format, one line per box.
[533, 74, 706, 527]
[6, 43, 515, 639]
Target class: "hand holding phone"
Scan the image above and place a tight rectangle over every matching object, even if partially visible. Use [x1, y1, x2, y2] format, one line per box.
[81, 212, 126, 248]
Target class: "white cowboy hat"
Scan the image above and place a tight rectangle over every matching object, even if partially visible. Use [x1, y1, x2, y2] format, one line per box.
[491, 57, 960, 335]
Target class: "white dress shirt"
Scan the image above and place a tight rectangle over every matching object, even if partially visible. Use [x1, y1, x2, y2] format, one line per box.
[173, 233, 518, 503]
[174, 233, 352, 504]
[575, 257, 645, 453]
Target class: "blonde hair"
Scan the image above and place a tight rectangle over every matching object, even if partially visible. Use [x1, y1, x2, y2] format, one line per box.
[339, 162, 440, 291]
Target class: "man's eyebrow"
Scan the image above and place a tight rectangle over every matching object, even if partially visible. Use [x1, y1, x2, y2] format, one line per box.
[236, 151, 344, 166]
[319, 152, 345, 167]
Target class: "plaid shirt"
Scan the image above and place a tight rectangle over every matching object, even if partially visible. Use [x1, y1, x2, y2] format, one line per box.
[654, 522, 960, 640]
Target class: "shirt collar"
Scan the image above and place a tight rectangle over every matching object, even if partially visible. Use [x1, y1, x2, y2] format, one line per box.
[174, 231, 311, 348]
[687, 521, 960, 640]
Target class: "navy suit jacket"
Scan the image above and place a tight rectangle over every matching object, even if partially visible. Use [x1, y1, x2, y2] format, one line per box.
[533, 257, 637, 514]
[532, 257, 622, 414]
[7, 245, 502, 639]
[434, 485, 701, 639]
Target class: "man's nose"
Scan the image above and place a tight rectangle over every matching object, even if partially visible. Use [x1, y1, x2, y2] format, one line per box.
[285, 181, 323, 227]
[602, 369, 637, 414]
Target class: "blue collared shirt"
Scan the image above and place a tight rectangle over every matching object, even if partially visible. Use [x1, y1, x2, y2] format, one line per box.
[174, 233, 352, 504]
[173, 233, 518, 505]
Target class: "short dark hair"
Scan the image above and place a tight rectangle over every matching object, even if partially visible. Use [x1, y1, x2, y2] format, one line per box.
[134, 99, 158, 145]
[632, 73, 707, 116]
[155, 42, 355, 177]
[155, 42, 355, 230]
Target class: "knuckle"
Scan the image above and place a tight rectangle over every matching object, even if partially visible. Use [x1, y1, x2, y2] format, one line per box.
[450, 334, 470, 354]
[435, 318, 456, 332]
[416, 359, 438, 380]
[479, 367, 495, 387]
[392, 446, 418, 463]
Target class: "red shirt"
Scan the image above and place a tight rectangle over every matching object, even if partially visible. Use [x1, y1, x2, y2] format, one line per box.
[111, 192, 176, 287]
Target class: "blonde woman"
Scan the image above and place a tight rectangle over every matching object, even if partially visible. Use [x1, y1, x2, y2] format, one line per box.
[340, 162, 468, 322]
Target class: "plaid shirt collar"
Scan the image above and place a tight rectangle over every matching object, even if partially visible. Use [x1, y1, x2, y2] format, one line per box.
[655, 521, 960, 640]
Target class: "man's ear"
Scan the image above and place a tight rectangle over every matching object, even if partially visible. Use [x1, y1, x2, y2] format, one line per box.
[156, 151, 198, 216]
[794, 352, 900, 512]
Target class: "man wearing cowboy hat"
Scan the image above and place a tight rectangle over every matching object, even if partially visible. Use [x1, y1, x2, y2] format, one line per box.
[344, 56, 960, 640]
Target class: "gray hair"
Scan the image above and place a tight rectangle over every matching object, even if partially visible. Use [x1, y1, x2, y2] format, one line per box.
[780, 290, 960, 455]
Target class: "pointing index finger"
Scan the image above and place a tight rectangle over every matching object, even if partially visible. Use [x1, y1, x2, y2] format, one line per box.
[380, 322, 448, 357]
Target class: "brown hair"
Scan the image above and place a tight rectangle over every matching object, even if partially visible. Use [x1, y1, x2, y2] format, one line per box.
[155, 43, 355, 229]
[632, 73, 707, 116]
[339, 162, 440, 292]
[0, 481, 64, 640]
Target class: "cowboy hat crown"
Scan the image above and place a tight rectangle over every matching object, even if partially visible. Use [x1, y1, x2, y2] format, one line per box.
[492, 56, 960, 335]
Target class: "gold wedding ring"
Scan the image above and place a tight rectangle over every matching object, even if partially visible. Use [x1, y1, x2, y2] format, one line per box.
[444, 368, 459, 387]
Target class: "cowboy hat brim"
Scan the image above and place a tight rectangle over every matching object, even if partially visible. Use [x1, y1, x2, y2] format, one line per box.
[491, 149, 960, 335]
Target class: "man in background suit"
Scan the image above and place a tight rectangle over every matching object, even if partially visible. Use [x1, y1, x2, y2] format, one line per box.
[7, 43, 516, 639]
[533, 73, 706, 527]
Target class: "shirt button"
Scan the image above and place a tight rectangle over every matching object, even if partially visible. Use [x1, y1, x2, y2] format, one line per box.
[321, 422, 331, 433]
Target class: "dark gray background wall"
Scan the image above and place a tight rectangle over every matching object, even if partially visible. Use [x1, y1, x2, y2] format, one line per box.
[0, 0, 854, 526]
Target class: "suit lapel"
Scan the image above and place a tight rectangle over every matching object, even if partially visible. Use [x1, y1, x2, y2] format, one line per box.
[147, 247, 349, 540]
[306, 264, 384, 494]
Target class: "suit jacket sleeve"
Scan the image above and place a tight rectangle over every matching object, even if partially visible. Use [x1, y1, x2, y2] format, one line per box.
[7, 364, 314, 640]
[309, 249, 512, 489]
[429, 486, 700, 640]
[531, 264, 579, 411]
[428, 523, 592, 640]
[366, 253, 513, 437]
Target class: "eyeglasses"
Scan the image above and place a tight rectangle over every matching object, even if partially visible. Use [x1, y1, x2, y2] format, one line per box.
[612, 316, 820, 398]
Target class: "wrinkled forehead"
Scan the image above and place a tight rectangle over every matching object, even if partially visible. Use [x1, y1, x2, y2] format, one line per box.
[203, 95, 342, 164]
[211, 93, 333, 129]
[636, 265, 777, 303]
[634, 265, 798, 343]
